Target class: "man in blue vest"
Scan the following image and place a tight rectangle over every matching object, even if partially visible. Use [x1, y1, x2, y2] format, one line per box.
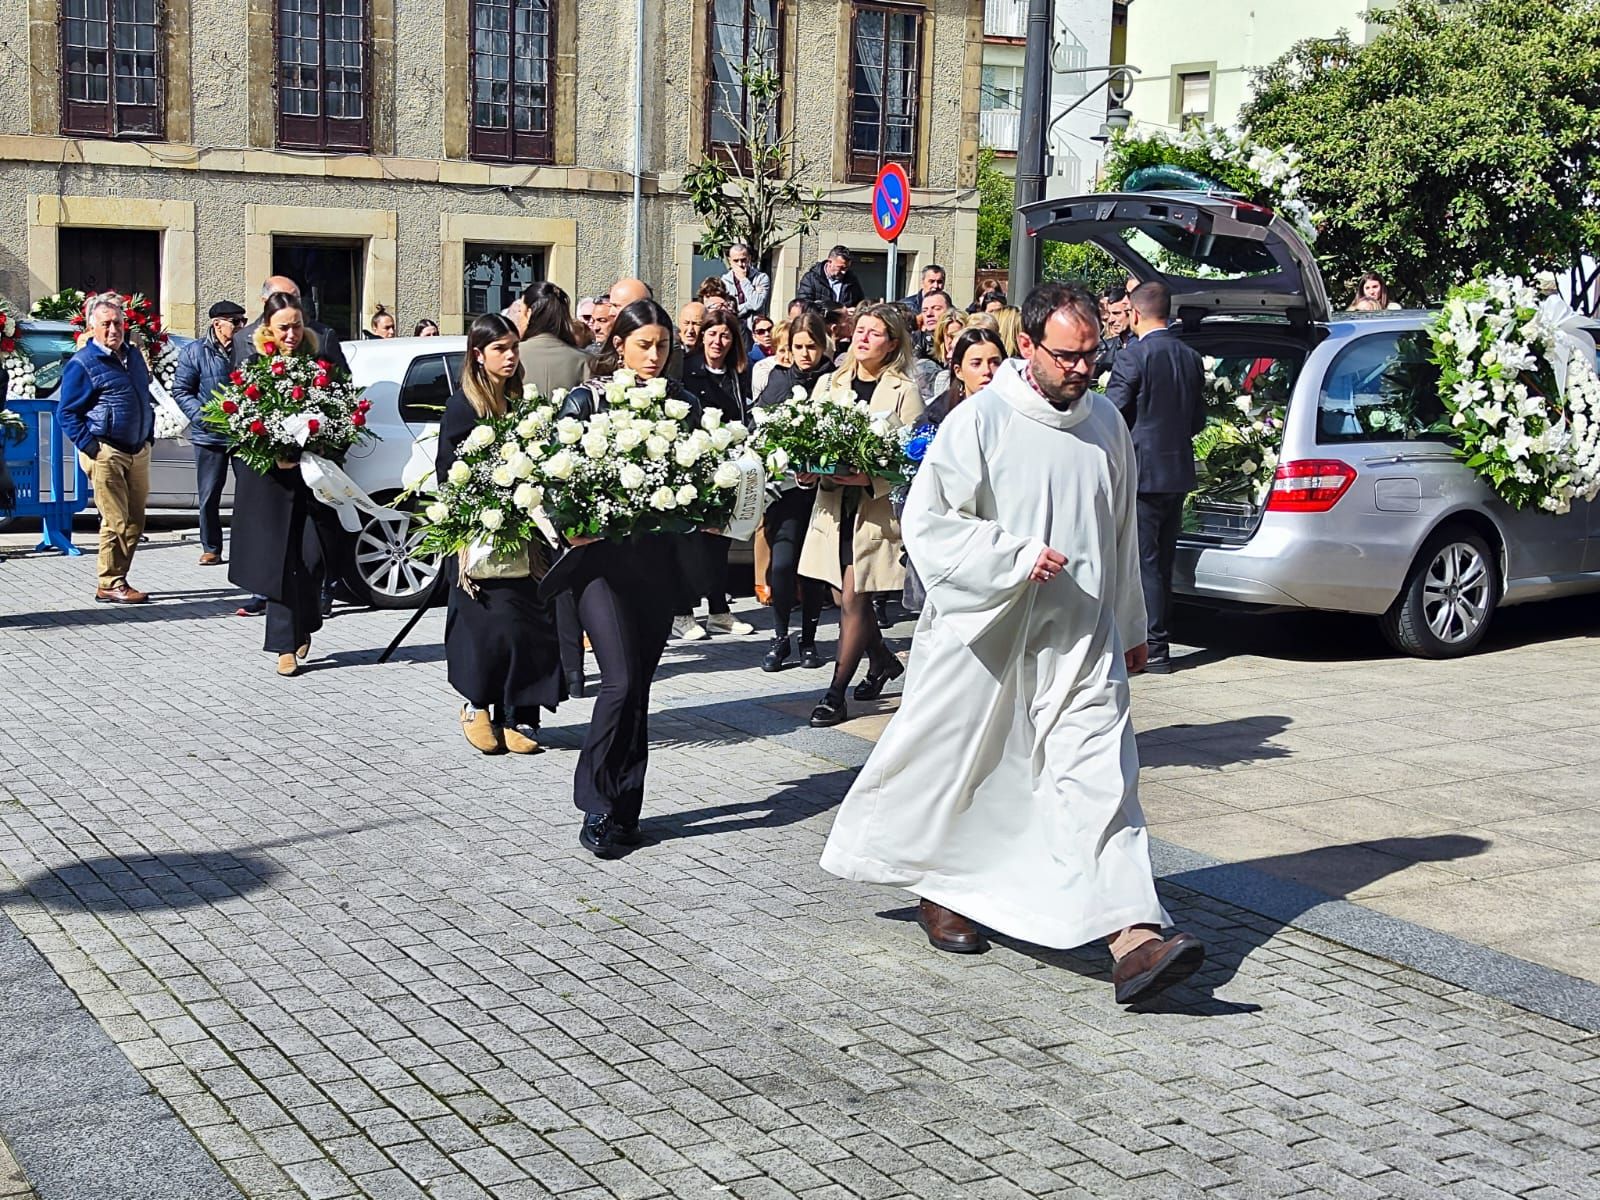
[58, 293, 156, 604]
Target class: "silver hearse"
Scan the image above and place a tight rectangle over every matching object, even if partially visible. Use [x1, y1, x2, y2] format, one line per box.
[1023, 192, 1600, 658]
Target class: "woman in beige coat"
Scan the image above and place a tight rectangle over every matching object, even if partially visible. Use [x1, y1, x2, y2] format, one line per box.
[798, 303, 925, 726]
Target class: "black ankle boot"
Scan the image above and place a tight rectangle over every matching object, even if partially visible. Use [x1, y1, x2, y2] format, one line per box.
[762, 635, 791, 673]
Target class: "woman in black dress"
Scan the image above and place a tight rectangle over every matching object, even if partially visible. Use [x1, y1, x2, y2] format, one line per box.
[554, 300, 702, 858]
[753, 309, 831, 671]
[227, 292, 337, 677]
[437, 313, 565, 755]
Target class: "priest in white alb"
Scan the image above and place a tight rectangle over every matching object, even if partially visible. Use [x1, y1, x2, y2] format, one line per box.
[819, 283, 1205, 1006]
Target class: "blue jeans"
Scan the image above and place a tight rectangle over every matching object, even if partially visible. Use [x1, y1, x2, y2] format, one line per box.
[193, 444, 229, 555]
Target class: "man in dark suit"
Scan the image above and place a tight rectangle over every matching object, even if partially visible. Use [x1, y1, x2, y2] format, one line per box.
[1104, 282, 1206, 674]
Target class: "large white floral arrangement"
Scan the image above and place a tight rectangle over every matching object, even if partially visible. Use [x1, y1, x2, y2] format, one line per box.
[538, 369, 754, 540]
[1100, 122, 1318, 245]
[1431, 275, 1600, 514]
[416, 391, 562, 571]
[751, 379, 917, 478]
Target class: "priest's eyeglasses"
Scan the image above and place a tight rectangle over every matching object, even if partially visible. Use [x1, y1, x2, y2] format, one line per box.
[1037, 345, 1098, 368]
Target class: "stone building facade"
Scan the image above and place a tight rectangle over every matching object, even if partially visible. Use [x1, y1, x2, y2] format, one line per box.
[0, 0, 985, 338]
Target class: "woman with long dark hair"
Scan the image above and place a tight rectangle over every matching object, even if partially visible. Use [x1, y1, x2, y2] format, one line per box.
[227, 292, 336, 677]
[676, 307, 755, 640]
[754, 310, 831, 671]
[437, 313, 564, 754]
[554, 300, 703, 858]
[925, 328, 1006, 426]
[798, 304, 925, 725]
[516, 281, 593, 697]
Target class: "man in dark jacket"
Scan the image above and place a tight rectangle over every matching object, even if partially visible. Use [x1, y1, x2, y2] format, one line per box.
[57, 293, 156, 603]
[173, 300, 247, 565]
[232, 275, 349, 372]
[796, 246, 865, 309]
[1104, 281, 1205, 673]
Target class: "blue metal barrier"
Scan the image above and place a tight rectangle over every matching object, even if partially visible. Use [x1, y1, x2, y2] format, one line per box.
[2, 399, 87, 555]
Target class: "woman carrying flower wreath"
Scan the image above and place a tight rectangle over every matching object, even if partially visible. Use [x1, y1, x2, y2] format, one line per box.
[553, 299, 704, 859]
[798, 303, 926, 727]
[227, 292, 339, 677]
[436, 314, 567, 755]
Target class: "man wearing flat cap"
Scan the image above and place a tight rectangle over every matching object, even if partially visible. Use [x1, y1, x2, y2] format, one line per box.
[172, 300, 248, 565]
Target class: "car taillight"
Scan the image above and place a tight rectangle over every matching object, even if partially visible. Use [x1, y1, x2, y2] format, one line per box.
[1265, 459, 1357, 513]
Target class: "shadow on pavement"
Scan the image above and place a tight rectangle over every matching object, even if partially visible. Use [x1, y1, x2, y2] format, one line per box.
[645, 768, 855, 841]
[0, 592, 248, 630]
[1175, 592, 1599, 664]
[1137, 715, 1293, 770]
[0, 818, 419, 913]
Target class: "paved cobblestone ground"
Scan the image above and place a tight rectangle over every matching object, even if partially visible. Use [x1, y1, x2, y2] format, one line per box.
[2, 529, 1599, 1199]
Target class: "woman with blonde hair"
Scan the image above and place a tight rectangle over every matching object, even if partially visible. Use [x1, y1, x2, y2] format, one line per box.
[798, 302, 925, 726]
[228, 292, 338, 677]
[993, 306, 1023, 357]
[436, 313, 564, 754]
[750, 319, 790, 397]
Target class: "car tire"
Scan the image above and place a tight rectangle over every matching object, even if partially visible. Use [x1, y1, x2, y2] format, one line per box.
[345, 497, 440, 610]
[1379, 526, 1499, 659]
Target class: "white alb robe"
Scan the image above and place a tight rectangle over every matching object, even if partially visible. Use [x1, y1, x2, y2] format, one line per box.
[818, 361, 1168, 948]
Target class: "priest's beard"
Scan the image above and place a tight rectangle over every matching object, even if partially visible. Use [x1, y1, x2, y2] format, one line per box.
[1038, 367, 1092, 410]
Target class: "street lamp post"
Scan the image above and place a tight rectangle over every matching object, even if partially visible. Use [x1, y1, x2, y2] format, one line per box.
[1008, 46, 1141, 300]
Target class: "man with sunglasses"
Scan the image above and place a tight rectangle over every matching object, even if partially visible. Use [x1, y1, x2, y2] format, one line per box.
[1104, 281, 1206, 674]
[173, 300, 249, 566]
[821, 283, 1205, 1007]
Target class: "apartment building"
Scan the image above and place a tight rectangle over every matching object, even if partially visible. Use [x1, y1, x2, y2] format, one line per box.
[976, 0, 1113, 195]
[0, 0, 986, 337]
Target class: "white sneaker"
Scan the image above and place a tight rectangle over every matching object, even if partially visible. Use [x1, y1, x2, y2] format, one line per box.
[673, 615, 707, 641]
[707, 613, 755, 636]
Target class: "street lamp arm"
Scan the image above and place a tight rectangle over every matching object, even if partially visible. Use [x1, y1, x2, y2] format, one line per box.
[1046, 65, 1141, 137]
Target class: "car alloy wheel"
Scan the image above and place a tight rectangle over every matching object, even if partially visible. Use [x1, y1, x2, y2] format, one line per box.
[354, 507, 438, 608]
[1420, 540, 1491, 645]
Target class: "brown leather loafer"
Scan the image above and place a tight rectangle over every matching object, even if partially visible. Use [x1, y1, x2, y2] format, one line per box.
[916, 898, 988, 954]
[95, 584, 149, 604]
[1112, 931, 1205, 1005]
[198, 551, 223, 565]
[502, 725, 541, 755]
[460, 706, 505, 754]
[276, 653, 300, 677]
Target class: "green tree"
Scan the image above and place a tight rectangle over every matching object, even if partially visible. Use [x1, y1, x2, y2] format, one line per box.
[975, 148, 1013, 270]
[1242, 0, 1600, 305]
[683, 63, 823, 263]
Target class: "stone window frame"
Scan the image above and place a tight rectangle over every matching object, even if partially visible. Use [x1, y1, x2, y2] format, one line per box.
[242, 204, 398, 336]
[438, 213, 577, 334]
[245, 0, 394, 154]
[276, 0, 375, 151]
[444, 0, 577, 165]
[27, 195, 198, 334]
[28, 0, 192, 142]
[466, 0, 558, 164]
[687, 0, 796, 168]
[701, 0, 785, 170]
[1168, 60, 1216, 129]
[833, 0, 934, 187]
[59, 0, 165, 139]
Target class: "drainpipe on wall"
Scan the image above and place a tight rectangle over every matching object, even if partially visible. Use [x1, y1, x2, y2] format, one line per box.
[630, 0, 646, 278]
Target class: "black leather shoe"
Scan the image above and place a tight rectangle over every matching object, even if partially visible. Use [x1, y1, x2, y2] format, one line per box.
[762, 636, 791, 673]
[579, 813, 624, 859]
[566, 670, 587, 698]
[810, 694, 848, 727]
[853, 654, 905, 701]
[612, 819, 642, 846]
[1143, 657, 1172, 675]
[798, 643, 824, 669]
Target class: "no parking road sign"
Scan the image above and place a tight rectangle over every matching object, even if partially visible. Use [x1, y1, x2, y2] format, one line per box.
[872, 163, 911, 243]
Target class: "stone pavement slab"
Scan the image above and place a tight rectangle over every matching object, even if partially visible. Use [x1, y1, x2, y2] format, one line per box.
[0, 527, 1599, 1199]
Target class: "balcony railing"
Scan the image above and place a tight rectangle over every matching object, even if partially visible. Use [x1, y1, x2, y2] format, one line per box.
[984, 0, 1027, 38]
[980, 108, 1021, 152]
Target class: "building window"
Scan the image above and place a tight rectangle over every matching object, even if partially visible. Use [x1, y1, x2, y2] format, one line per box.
[463, 244, 546, 319]
[1177, 70, 1211, 129]
[60, 0, 164, 138]
[469, 0, 555, 163]
[979, 63, 1021, 113]
[848, 3, 921, 183]
[277, 0, 370, 151]
[706, 0, 781, 160]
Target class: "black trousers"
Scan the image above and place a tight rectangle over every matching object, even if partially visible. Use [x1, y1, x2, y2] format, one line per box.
[264, 519, 324, 654]
[555, 588, 585, 679]
[572, 543, 674, 825]
[764, 489, 823, 642]
[1136, 492, 1184, 660]
[194, 444, 229, 555]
